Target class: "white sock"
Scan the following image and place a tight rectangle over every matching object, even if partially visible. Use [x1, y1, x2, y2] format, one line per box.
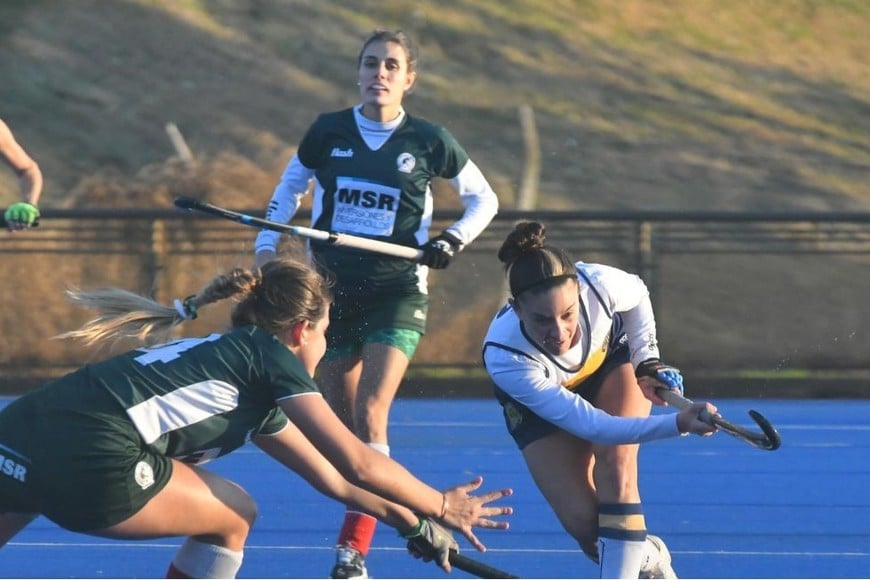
[172, 538, 243, 579]
[639, 537, 661, 573]
[599, 537, 646, 579]
[367, 442, 390, 456]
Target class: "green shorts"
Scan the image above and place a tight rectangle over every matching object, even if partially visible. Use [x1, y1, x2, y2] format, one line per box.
[325, 292, 427, 361]
[0, 376, 172, 532]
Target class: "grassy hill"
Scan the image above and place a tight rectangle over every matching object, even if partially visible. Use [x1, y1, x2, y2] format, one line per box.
[1, 0, 867, 212]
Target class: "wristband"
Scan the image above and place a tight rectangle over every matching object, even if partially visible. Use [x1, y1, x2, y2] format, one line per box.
[399, 517, 425, 539]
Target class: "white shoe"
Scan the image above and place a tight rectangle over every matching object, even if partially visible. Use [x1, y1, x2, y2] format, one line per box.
[330, 545, 368, 580]
[638, 535, 677, 579]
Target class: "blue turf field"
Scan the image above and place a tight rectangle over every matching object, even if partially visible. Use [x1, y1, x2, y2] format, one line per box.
[2, 397, 869, 579]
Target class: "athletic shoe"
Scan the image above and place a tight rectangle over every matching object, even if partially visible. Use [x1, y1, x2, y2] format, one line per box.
[330, 545, 368, 580]
[639, 535, 677, 579]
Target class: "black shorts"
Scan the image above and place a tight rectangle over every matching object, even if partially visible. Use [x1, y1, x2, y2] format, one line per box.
[326, 291, 428, 354]
[0, 378, 172, 532]
[494, 341, 631, 450]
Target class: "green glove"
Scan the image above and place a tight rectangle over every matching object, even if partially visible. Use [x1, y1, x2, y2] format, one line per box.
[401, 517, 459, 569]
[4, 202, 39, 225]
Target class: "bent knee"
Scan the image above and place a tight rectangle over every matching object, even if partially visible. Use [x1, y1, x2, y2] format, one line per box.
[235, 492, 258, 529]
[593, 447, 640, 492]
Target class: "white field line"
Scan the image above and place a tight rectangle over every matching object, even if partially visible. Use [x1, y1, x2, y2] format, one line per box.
[8, 542, 870, 557]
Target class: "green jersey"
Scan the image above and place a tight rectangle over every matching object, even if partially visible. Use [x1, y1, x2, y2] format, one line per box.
[257, 106, 502, 299]
[0, 325, 318, 530]
[82, 325, 316, 463]
[302, 108, 467, 295]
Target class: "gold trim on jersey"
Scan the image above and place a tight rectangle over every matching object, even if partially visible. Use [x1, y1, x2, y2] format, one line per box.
[561, 331, 610, 391]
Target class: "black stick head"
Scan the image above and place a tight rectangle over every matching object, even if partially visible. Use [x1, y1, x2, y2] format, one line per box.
[748, 409, 782, 451]
[173, 196, 199, 210]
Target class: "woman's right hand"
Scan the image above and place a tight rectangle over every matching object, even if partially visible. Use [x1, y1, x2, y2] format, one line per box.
[438, 476, 513, 552]
[676, 402, 719, 436]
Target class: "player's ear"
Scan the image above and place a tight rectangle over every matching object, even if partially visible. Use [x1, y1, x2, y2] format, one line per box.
[404, 70, 417, 93]
[285, 321, 308, 348]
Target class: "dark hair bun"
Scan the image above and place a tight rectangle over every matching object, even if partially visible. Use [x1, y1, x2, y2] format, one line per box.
[497, 221, 547, 265]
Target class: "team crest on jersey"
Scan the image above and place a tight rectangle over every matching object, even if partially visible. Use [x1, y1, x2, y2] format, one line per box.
[504, 402, 523, 432]
[134, 460, 155, 490]
[397, 152, 416, 173]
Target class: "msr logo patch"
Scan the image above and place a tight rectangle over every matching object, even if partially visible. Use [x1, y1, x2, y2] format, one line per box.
[0, 455, 27, 482]
[0, 444, 29, 483]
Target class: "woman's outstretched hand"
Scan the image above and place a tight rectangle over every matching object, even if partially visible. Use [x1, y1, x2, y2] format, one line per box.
[438, 475, 513, 552]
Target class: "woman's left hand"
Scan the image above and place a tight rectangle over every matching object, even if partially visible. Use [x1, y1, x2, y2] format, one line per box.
[438, 476, 513, 552]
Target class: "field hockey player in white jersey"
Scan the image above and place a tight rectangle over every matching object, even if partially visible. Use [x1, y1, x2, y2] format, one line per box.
[482, 221, 717, 579]
[255, 28, 499, 580]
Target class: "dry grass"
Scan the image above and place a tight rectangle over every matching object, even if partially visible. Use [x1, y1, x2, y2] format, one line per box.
[0, 0, 866, 212]
[0, 0, 868, 393]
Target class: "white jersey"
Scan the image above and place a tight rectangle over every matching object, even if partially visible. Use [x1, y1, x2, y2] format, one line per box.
[482, 261, 680, 445]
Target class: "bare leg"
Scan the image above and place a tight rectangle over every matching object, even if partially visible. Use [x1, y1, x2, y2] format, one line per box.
[326, 343, 409, 578]
[592, 363, 651, 505]
[353, 343, 410, 444]
[522, 431, 599, 560]
[591, 363, 654, 578]
[91, 460, 257, 551]
[318, 355, 363, 432]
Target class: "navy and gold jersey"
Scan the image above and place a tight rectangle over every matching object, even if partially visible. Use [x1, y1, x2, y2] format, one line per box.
[482, 262, 679, 445]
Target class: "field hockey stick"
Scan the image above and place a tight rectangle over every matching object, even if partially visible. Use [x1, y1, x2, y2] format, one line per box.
[174, 196, 423, 261]
[406, 537, 518, 579]
[448, 550, 519, 579]
[657, 388, 781, 451]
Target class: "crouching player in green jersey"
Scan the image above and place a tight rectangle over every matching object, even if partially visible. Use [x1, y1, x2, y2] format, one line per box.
[0, 258, 512, 578]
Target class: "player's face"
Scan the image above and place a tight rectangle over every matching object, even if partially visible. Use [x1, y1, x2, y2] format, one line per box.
[297, 305, 330, 377]
[514, 279, 580, 356]
[358, 40, 415, 120]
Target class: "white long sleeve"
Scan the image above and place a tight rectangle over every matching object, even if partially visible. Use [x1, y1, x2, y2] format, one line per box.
[484, 347, 680, 445]
[254, 155, 315, 255]
[579, 263, 660, 368]
[444, 160, 499, 247]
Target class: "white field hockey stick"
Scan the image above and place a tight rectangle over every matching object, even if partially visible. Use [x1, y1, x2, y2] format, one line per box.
[656, 387, 782, 451]
[174, 197, 424, 261]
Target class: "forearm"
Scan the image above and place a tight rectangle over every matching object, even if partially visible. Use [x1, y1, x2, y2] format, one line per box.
[17, 164, 42, 205]
[346, 449, 446, 520]
[254, 156, 310, 254]
[266, 400, 448, 523]
[0, 120, 42, 206]
[620, 294, 660, 367]
[446, 160, 498, 246]
[343, 485, 420, 532]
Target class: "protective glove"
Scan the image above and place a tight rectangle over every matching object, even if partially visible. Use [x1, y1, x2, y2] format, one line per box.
[636, 358, 684, 395]
[401, 517, 459, 570]
[420, 231, 461, 269]
[4, 202, 39, 227]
